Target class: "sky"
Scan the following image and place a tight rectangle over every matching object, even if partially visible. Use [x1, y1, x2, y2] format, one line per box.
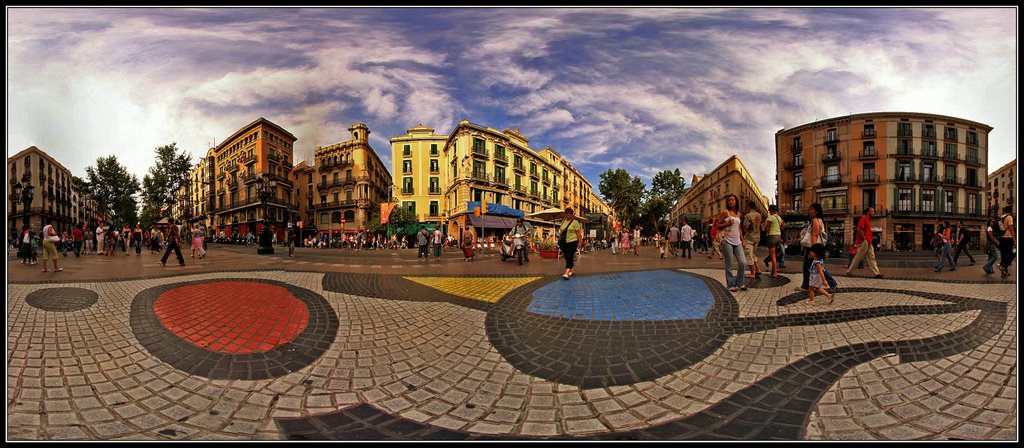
[6, 7, 1018, 203]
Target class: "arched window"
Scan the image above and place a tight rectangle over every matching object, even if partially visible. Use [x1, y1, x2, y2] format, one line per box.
[320, 213, 329, 224]
[344, 210, 355, 221]
[332, 211, 342, 223]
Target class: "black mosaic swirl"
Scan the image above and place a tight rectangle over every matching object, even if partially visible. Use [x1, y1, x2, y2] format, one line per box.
[486, 271, 739, 389]
[740, 274, 791, 289]
[24, 287, 98, 312]
[278, 289, 1006, 441]
[129, 278, 338, 380]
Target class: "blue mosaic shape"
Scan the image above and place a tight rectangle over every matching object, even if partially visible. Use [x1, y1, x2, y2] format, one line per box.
[527, 270, 713, 321]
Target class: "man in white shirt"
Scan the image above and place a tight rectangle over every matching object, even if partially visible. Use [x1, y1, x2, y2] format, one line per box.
[680, 221, 693, 259]
[432, 227, 444, 261]
[95, 224, 106, 256]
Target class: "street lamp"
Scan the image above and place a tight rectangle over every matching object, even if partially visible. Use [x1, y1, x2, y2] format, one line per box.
[255, 174, 278, 254]
[11, 173, 35, 233]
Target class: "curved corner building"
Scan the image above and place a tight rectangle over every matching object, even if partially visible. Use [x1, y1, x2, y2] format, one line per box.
[775, 112, 992, 252]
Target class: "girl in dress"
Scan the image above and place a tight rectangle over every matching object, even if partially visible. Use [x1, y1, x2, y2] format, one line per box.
[808, 243, 836, 304]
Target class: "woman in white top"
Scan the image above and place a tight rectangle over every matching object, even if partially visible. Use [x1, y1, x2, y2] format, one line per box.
[716, 194, 747, 292]
[41, 218, 63, 272]
[95, 225, 106, 256]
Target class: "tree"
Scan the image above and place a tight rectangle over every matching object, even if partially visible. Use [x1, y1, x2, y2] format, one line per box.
[649, 168, 686, 204]
[598, 168, 645, 228]
[637, 196, 671, 235]
[141, 143, 194, 219]
[390, 207, 420, 234]
[85, 155, 141, 227]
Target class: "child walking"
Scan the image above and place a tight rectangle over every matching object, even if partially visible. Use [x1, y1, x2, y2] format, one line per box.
[808, 243, 835, 304]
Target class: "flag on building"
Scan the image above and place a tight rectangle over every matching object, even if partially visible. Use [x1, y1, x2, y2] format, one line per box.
[380, 202, 398, 224]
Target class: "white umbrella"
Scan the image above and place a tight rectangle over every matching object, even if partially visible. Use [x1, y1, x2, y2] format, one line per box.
[526, 207, 589, 223]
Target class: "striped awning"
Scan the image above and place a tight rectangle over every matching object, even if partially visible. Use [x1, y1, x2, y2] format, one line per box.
[468, 215, 516, 229]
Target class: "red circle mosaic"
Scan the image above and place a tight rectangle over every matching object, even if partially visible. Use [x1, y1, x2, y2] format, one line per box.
[153, 281, 310, 354]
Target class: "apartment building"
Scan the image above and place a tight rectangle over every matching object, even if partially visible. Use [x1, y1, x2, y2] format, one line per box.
[309, 123, 392, 238]
[987, 159, 1017, 218]
[7, 146, 95, 235]
[669, 155, 770, 235]
[776, 112, 991, 251]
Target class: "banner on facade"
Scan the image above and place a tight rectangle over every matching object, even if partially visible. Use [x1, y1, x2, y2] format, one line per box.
[380, 202, 398, 224]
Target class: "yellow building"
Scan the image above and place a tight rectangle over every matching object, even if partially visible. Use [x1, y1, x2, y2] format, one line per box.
[206, 117, 298, 241]
[776, 112, 992, 251]
[987, 159, 1016, 218]
[669, 155, 770, 235]
[310, 123, 392, 237]
[7, 146, 94, 234]
[390, 124, 449, 225]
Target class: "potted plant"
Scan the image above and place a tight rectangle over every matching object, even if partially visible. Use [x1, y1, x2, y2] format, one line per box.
[538, 238, 559, 259]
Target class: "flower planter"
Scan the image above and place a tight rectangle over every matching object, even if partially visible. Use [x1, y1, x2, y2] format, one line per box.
[539, 249, 559, 259]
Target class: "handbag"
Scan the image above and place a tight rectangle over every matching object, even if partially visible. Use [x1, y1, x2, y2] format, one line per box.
[799, 219, 827, 248]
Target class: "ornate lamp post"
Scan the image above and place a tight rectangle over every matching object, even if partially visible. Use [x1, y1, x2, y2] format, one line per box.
[255, 174, 278, 254]
[11, 173, 35, 233]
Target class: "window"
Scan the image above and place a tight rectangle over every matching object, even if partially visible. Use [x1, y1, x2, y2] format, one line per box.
[429, 201, 439, 216]
[945, 164, 956, 182]
[403, 201, 415, 213]
[333, 192, 339, 202]
[944, 143, 957, 159]
[898, 122, 913, 137]
[429, 159, 439, 173]
[968, 194, 978, 214]
[793, 172, 803, 189]
[429, 177, 440, 193]
[345, 190, 352, 201]
[923, 123, 936, 138]
[967, 131, 978, 145]
[403, 160, 412, 174]
[495, 166, 505, 181]
[793, 152, 802, 165]
[945, 191, 955, 212]
[967, 147, 978, 163]
[825, 128, 838, 142]
[862, 189, 876, 210]
[514, 175, 521, 189]
[966, 168, 978, 188]
[922, 189, 935, 212]
[494, 144, 505, 159]
[531, 181, 538, 195]
[921, 162, 934, 182]
[792, 136, 802, 150]
[944, 126, 958, 140]
[344, 210, 355, 221]
[862, 141, 875, 156]
[862, 163, 876, 180]
[473, 161, 486, 178]
[898, 162, 912, 181]
[863, 124, 875, 137]
[923, 140, 937, 156]
[346, 169, 352, 180]
[898, 188, 912, 211]
[826, 165, 839, 180]
[403, 144, 411, 157]
[472, 138, 486, 152]
[321, 213, 329, 224]
[430, 143, 438, 156]
[898, 139, 913, 154]
[793, 195, 803, 213]
[402, 177, 413, 194]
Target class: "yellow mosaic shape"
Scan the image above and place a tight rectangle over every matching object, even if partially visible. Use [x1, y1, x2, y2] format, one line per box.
[403, 277, 542, 303]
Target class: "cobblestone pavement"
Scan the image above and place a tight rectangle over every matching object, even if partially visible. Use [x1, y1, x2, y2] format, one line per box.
[5, 246, 1018, 440]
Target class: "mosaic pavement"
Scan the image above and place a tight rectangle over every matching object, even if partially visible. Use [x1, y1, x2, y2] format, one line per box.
[5, 268, 1017, 440]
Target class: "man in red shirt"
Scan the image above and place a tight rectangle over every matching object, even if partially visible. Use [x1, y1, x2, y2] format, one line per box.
[846, 207, 883, 278]
[71, 225, 84, 258]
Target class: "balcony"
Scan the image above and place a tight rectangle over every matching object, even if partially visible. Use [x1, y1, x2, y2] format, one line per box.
[471, 147, 488, 159]
[942, 152, 961, 162]
[919, 174, 940, 185]
[529, 170, 539, 179]
[824, 133, 839, 144]
[964, 178, 984, 190]
[944, 131, 958, 141]
[858, 150, 877, 160]
[429, 166, 440, 174]
[542, 176, 551, 185]
[227, 179, 239, 190]
[891, 148, 916, 158]
[402, 151, 412, 158]
[965, 155, 982, 166]
[493, 152, 508, 164]
[819, 175, 843, 187]
[920, 148, 939, 159]
[428, 186, 441, 195]
[471, 171, 489, 182]
[821, 152, 841, 163]
[781, 182, 805, 193]
[784, 160, 804, 171]
[894, 174, 916, 184]
[821, 204, 849, 215]
[856, 174, 879, 185]
[790, 141, 802, 151]
[401, 186, 414, 195]
[402, 167, 413, 174]
[941, 177, 963, 187]
[513, 162, 525, 173]
[922, 129, 937, 139]
[493, 174, 508, 186]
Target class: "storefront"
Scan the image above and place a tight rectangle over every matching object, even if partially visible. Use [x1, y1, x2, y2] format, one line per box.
[897, 224, 921, 251]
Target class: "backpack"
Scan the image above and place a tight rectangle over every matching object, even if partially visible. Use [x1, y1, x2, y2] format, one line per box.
[993, 214, 1014, 238]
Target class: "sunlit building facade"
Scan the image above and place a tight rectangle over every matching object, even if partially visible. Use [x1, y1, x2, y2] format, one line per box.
[776, 112, 991, 251]
[669, 155, 770, 235]
[987, 159, 1016, 219]
[390, 124, 450, 227]
[310, 123, 392, 237]
[7, 146, 94, 235]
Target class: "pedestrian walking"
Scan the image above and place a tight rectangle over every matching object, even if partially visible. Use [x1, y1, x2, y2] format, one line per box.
[935, 220, 957, 272]
[951, 220, 976, 266]
[800, 203, 838, 292]
[763, 204, 783, 277]
[133, 225, 143, 255]
[40, 218, 63, 272]
[983, 218, 1000, 275]
[286, 226, 296, 257]
[680, 221, 694, 259]
[190, 223, 206, 259]
[160, 218, 185, 266]
[668, 222, 680, 257]
[558, 207, 584, 279]
[846, 207, 884, 278]
[19, 227, 34, 265]
[95, 224, 105, 255]
[742, 200, 762, 278]
[71, 225, 83, 258]
[432, 226, 444, 261]
[807, 243, 835, 304]
[708, 219, 723, 260]
[416, 226, 429, 261]
[632, 225, 642, 256]
[717, 194, 747, 292]
[996, 205, 1016, 277]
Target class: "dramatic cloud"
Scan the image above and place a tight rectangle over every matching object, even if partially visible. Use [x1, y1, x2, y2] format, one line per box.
[7, 7, 1017, 205]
